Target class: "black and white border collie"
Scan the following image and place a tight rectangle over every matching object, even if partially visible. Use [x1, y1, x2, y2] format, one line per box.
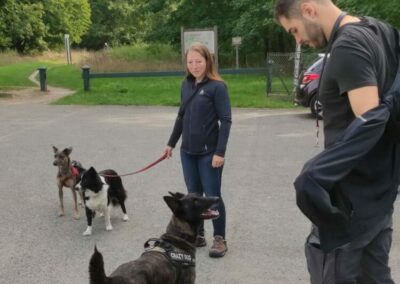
[80, 167, 128, 236]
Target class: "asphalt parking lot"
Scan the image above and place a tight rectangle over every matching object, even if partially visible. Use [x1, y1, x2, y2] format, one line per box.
[0, 102, 399, 284]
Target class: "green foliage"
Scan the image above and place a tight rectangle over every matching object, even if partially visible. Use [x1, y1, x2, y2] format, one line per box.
[46, 64, 82, 89]
[80, 0, 145, 49]
[0, 1, 47, 54]
[1, 0, 399, 56]
[53, 74, 293, 108]
[0, 15, 11, 49]
[0, 61, 44, 88]
[337, 0, 400, 28]
[0, 53, 294, 108]
[43, 0, 91, 47]
[142, 0, 293, 63]
[0, 0, 91, 53]
[144, 0, 238, 47]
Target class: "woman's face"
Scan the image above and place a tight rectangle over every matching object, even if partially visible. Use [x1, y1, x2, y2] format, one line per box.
[186, 50, 207, 82]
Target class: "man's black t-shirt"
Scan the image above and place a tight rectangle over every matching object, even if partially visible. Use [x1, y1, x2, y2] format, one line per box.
[320, 17, 399, 147]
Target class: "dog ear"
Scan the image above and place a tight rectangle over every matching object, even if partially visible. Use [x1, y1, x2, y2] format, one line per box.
[164, 196, 182, 214]
[63, 147, 73, 156]
[52, 145, 58, 153]
[88, 167, 97, 174]
[168, 192, 185, 199]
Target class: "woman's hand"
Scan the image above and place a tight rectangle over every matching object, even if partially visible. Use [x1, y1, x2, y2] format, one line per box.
[164, 146, 174, 158]
[212, 154, 225, 168]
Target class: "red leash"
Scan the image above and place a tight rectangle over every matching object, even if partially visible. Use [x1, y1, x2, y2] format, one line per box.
[100, 153, 167, 178]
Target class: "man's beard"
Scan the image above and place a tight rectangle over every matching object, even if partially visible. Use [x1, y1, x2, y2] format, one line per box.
[303, 19, 327, 49]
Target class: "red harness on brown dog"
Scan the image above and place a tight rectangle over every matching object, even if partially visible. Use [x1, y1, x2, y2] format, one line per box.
[71, 166, 79, 177]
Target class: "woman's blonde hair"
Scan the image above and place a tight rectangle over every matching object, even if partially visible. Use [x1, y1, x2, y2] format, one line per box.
[185, 43, 223, 82]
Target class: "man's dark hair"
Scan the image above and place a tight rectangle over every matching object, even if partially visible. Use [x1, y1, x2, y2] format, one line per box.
[274, 0, 301, 22]
[275, 0, 332, 21]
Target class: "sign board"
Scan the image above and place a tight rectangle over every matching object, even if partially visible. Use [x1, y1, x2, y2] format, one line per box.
[181, 26, 218, 68]
[182, 30, 215, 53]
[232, 37, 242, 46]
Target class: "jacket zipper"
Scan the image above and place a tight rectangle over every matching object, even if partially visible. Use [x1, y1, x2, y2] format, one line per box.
[188, 84, 201, 153]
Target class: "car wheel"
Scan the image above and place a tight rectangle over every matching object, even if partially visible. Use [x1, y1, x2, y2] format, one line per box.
[310, 95, 323, 120]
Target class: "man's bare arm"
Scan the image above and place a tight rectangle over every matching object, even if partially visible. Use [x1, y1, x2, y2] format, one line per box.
[348, 86, 379, 117]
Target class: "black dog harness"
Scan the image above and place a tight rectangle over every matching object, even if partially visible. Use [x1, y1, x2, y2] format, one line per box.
[143, 236, 196, 268]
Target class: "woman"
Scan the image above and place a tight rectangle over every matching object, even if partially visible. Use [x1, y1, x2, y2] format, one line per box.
[164, 43, 232, 258]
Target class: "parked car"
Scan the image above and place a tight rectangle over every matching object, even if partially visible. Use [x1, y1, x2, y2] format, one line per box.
[295, 55, 325, 119]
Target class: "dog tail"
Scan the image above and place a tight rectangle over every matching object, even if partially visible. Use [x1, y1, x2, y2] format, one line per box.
[89, 245, 109, 284]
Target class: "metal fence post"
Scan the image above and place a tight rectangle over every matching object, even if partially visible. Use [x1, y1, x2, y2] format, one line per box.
[38, 67, 47, 91]
[82, 65, 90, 91]
[266, 60, 273, 95]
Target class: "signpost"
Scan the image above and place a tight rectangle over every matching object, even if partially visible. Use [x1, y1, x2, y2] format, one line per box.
[232, 37, 242, 69]
[64, 34, 72, 64]
[293, 44, 301, 88]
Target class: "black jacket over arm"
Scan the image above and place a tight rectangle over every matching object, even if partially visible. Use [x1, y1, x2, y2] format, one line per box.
[295, 70, 400, 253]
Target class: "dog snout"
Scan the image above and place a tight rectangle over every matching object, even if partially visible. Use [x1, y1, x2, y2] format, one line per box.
[53, 160, 58, 166]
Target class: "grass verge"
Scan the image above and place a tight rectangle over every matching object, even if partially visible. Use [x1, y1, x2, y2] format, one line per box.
[0, 48, 295, 108]
[52, 69, 294, 108]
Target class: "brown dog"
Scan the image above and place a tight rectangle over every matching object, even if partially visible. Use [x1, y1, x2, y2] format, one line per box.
[52, 146, 84, 219]
[89, 192, 220, 284]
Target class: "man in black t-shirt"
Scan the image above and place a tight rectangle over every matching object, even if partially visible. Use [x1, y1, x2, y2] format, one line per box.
[275, 0, 399, 283]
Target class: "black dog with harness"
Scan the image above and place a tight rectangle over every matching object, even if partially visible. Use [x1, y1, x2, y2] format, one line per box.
[89, 192, 220, 284]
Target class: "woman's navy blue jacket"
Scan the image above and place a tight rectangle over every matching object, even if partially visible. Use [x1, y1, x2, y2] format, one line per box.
[167, 75, 232, 157]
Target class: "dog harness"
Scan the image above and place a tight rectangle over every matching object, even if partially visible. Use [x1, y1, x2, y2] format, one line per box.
[143, 237, 196, 267]
[58, 166, 79, 183]
[71, 166, 79, 177]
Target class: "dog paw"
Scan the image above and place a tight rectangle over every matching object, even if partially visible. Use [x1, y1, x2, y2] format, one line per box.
[73, 212, 81, 220]
[83, 228, 92, 236]
[106, 225, 113, 231]
[122, 214, 129, 221]
[58, 211, 65, 217]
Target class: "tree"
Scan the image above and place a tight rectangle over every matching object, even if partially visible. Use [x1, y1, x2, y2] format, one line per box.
[42, 0, 91, 47]
[231, 0, 294, 54]
[80, 0, 146, 50]
[337, 0, 400, 29]
[142, 0, 241, 66]
[0, 0, 91, 53]
[0, 0, 47, 53]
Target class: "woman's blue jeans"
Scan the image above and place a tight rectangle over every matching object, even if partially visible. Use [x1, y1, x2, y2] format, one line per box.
[180, 150, 226, 238]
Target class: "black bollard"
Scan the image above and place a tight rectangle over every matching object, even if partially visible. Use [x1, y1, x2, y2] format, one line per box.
[82, 65, 90, 91]
[38, 67, 47, 91]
